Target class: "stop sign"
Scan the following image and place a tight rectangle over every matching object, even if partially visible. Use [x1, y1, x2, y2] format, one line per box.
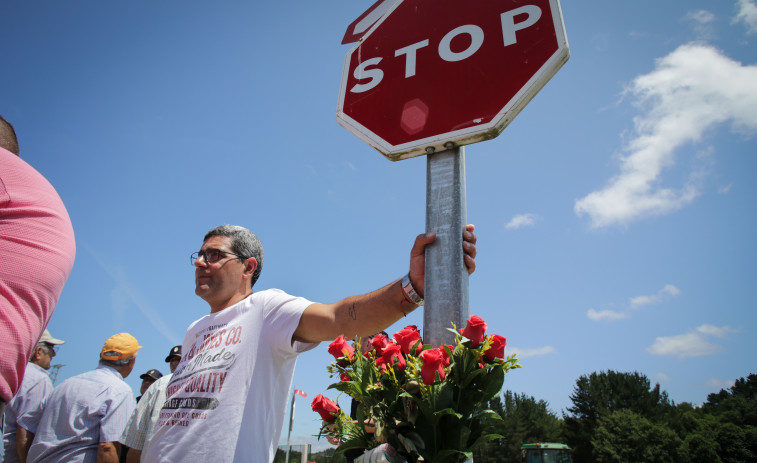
[336, 0, 569, 161]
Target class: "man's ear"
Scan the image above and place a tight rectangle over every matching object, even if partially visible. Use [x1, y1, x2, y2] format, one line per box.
[244, 257, 258, 278]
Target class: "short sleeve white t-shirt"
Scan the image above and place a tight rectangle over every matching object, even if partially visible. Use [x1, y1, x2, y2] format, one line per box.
[143, 289, 318, 463]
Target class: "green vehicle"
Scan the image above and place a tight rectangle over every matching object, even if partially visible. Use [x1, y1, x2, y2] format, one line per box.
[521, 443, 573, 463]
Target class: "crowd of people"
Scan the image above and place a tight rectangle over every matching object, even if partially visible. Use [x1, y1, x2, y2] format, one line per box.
[0, 114, 478, 462]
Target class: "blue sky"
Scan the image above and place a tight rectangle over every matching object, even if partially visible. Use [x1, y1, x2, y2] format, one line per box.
[2, 0, 756, 452]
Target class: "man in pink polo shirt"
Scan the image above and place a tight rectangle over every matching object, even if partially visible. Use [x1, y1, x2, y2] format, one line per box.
[0, 115, 76, 413]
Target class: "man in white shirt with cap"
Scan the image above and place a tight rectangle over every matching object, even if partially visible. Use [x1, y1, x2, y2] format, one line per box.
[27, 333, 141, 463]
[1, 329, 64, 463]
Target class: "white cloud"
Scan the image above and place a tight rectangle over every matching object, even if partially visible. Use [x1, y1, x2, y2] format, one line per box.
[575, 44, 757, 228]
[718, 183, 733, 194]
[587, 308, 629, 321]
[696, 324, 737, 338]
[683, 9, 716, 40]
[706, 378, 736, 391]
[646, 324, 736, 358]
[630, 295, 660, 308]
[509, 345, 556, 358]
[734, 0, 757, 34]
[630, 284, 680, 308]
[647, 332, 722, 358]
[655, 372, 671, 382]
[662, 284, 681, 296]
[685, 10, 715, 24]
[505, 213, 539, 230]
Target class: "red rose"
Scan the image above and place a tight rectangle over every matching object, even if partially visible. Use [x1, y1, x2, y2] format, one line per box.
[328, 335, 355, 362]
[340, 373, 351, 382]
[381, 343, 406, 371]
[420, 348, 446, 385]
[440, 344, 453, 366]
[375, 356, 387, 373]
[394, 328, 422, 355]
[311, 394, 340, 422]
[484, 334, 507, 363]
[370, 333, 390, 356]
[460, 315, 488, 347]
[403, 325, 420, 332]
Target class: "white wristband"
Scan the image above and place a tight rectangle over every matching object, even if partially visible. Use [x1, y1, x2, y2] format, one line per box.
[401, 274, 424, 306]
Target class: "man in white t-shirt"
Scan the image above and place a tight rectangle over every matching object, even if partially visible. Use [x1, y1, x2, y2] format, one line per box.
[143, 224, 477, 463]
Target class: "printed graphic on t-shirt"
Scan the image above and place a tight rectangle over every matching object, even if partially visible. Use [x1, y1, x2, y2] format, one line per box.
[158, 322, 242, 428]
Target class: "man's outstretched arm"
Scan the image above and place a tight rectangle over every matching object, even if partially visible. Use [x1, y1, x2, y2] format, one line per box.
[293, 225, 476, 343]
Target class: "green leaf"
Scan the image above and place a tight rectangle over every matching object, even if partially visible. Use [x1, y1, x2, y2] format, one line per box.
[327, 381, 353, 394]
[468, 433, 503, 450]
[434, 407, 463, 420]
[434, 381, 455, 410]
[472, 409, 503, 421]
[480, 366, 505, 401]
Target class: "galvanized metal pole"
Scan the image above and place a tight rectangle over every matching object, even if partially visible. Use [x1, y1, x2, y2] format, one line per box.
[423, 145, 469, 347]
[285, 392, 295, 463]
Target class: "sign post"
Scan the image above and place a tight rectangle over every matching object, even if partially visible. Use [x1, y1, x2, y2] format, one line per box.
[424, 145, 468, 346]
[337, 0, 569, 344]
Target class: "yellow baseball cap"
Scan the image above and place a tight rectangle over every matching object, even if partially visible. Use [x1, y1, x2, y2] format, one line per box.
[100, 333, 143, 360]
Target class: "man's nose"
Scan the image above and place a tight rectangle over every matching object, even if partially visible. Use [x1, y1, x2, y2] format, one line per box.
[194, 254, 208, 267]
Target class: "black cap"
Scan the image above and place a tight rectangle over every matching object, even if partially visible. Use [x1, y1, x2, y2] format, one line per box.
[139, 369, 163, 381]
[165, 345, 182, 362]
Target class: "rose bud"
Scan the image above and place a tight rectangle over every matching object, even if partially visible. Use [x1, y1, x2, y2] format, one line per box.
[311, 394, 340, 422]
[375, 356, 388, 373]
[460, 315, 488, 347]
[394, 328, 423, 355]
[440, 344, 453, 366]
[328, 335, 355, 363]
[420, 348, 446, 385]
[381, 343, 406, 371]
[484, 334, 507, 363]
[371, 333, 391, 356]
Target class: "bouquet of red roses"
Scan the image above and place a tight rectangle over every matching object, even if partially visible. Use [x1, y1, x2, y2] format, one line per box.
[311, 315, 520, 463]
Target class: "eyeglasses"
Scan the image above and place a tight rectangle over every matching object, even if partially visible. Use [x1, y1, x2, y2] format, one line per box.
[190, 248, 247, 266]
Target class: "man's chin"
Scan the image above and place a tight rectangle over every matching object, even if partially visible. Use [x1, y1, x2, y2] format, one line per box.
[195, 285, 210, 296]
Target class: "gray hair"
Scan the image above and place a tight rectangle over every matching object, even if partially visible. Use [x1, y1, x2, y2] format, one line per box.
[204, 225, 264, 289]
[36, 342, 52, 353]
[99, 355, 134, 368]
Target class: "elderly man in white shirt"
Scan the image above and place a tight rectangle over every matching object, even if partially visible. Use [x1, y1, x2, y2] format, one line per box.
[2, 329, 64, 463]
[26, 333, 141, 463]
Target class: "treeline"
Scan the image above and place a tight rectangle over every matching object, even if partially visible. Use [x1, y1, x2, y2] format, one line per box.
[301, 371, 757, 463]
[474, 371, 757, 463]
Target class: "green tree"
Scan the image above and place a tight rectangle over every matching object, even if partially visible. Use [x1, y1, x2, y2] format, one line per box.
[700, 373, 757, 461]
[682, 432, 722, 463]
[474, 391, 564, 463]
[714, 422, 755, 463]
[591, 409, 684, 462]
[702, 373, 757, 428]
[564, 370, 672, 463]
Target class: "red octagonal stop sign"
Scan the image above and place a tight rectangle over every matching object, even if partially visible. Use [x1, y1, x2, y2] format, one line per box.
[336, 0, 569, 161]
